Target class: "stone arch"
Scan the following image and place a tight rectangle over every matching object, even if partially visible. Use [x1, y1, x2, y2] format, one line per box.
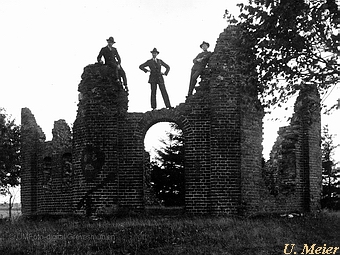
[137, 109, 192, 140]
[134, 109, 192, 208]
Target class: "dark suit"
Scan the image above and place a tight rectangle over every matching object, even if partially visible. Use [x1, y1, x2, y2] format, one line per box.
[139, 59, 171, 109]
[97, 46, 121, 66]
[188, 50, 212, 96]
[97, 46, 127, 85]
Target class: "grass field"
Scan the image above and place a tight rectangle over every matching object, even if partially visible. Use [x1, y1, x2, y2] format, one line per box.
[0, 211, 339, 255]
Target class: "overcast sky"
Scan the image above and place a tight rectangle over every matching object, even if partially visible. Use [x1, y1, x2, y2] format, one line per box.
[0, 0, 339, 203]
[0, 0, 244, 124]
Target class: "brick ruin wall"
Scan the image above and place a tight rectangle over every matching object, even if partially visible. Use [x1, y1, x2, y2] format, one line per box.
[260, 83, 322, 213]
[21, 111, 73, 215]
[20, 26, 321, 217]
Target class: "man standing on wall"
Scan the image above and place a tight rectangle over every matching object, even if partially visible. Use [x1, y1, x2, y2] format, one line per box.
[139, 48, 172, 110]
[97, 37, 128, 91]
[187, 41, 212, 97]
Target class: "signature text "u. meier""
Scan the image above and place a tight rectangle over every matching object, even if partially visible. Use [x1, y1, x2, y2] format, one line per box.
[284, 244, 339, 254]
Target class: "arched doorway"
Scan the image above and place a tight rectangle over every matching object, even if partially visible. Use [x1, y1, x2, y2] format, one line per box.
[144, 121, 185, 214]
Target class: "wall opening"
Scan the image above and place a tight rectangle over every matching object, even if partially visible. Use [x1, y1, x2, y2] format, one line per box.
[61, 153, 73, 190]
[144, 122, 185, 214]
[42, 156, 52, 191]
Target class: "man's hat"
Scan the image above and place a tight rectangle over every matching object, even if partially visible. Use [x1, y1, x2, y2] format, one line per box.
[106, 37, 115, 43]
[200, 41, 210, 48]
[150, 48, 159, 54]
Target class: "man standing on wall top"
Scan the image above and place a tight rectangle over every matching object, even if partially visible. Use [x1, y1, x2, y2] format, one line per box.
[139, 48, 172, 110]
[187, 41, 212, 97]
[97, 36, 128, 91]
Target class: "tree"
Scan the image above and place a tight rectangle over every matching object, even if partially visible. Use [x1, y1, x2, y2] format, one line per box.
[321, 125, 340, 209]
[151, 123, 185, 206]
[225, 0, 339, 108]
[0, 108, 21, 218]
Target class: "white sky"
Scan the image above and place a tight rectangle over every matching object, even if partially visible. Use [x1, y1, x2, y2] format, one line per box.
[0, 0, 244, 126]
[0, 0, 339, 203]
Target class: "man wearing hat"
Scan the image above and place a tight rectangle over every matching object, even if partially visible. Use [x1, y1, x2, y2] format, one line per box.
[139, 48, 172, 110]
[187, 41, 212, 97]
[97, 37, 128, 90]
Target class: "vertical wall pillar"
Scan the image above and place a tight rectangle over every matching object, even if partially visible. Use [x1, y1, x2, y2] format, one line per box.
[295, 83, 322, 212]
[72, 63, 129, 216]
[118, 113, 144, 211]
[239, 86, 264, 215]
[208, 27, 243, 215]
[206, 26, 264, 215]
[21, 108, 46, 216]
[183, 98, 211, 214]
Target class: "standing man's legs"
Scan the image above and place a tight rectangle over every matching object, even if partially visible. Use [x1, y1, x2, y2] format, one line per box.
[159, 83, 171, 108]
[118, 68, 128, 91]
[150, 83, 157, 109]
[118, 68, 127, 85]
[188, 69, 201, 96]
[108, 63, 119, 80]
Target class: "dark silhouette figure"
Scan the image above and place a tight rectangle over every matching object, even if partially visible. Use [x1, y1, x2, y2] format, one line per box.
[97, 37, 128, 91]
[139, 48, 172, 109]
[187, 41, 212, 97]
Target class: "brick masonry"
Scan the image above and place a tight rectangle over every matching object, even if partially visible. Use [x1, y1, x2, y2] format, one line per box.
[262, 83, 322, 213]
[20, 26, 321, 216]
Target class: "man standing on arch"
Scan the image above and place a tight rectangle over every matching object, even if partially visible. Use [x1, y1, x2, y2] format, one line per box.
[139, 48, 172, 110]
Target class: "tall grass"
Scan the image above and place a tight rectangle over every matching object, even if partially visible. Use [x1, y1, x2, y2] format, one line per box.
[0, 211, 339, 255]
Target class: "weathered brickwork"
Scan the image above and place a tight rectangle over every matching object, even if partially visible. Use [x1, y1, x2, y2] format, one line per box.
[21, 108, 43, 216]
[21, 26, 321, 217]
[21, 110, 73, 215]
[261, 83, 322, 213]
[37, 120, 73, 215]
